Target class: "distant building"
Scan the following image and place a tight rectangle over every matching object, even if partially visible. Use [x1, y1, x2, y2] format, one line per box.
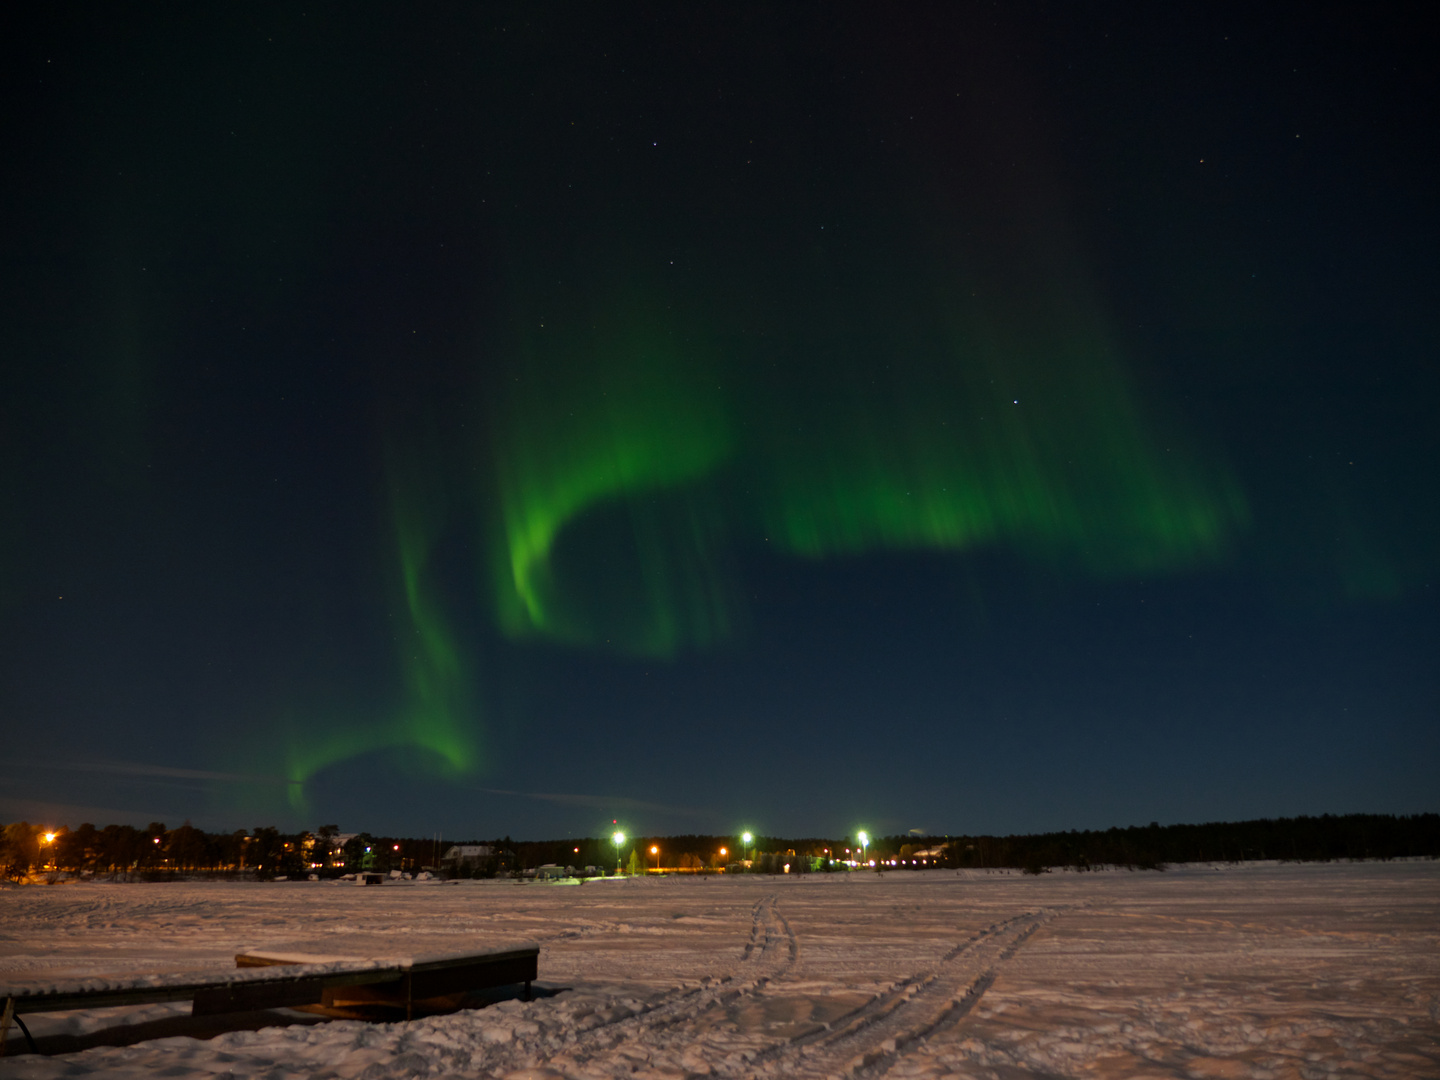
[441, 845, 495, 873]
[907, 846, 947, 867]
[325, 834, 357, 867]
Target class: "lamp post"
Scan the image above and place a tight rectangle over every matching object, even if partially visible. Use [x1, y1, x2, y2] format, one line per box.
[857, 831, 870, 867]
[612, 831, 625, 874]
[42, 831, 56, 871]
[742, 831, 753, 863]
[650, 845, 659, 872]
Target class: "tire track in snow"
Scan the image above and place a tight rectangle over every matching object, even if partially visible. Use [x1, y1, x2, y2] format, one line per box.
[741, 908, 1055, 1079]
[740, 896, 766, 961]
[486, 894, 797, 1077]
[742, 894, 798, 967]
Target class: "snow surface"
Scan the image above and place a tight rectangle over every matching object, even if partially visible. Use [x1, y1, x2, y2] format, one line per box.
[1, 861, 1436, 1078]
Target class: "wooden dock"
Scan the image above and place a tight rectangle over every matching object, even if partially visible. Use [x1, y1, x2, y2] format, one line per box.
[1, 942, 539, 1056]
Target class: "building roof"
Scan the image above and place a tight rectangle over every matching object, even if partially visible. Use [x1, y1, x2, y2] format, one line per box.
[441, 845, 494, 860]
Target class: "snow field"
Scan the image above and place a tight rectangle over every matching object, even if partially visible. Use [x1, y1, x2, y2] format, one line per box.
[1, 861, 1436, 1078]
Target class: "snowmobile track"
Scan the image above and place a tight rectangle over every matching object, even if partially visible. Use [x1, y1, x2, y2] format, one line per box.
[736, 908, 1054, 1079]
[487, 893, 797, 1076]
[524, 901, 1048, 1080]
[741, 894, 796, 966]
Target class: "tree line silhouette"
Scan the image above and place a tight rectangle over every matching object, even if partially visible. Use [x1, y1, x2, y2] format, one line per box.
[2, 813, 1434, 882]
[934, 813, 1439, 873]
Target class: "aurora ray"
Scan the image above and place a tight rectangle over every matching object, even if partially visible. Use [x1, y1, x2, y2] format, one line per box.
[272, 440, 481, 807]
[486, 295, 735, 656]
[745, 288, 1244, 574]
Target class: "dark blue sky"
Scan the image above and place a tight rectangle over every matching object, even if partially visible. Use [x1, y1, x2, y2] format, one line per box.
[2, 4, 1435, 840]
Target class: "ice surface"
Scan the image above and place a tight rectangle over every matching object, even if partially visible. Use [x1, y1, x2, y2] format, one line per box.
[1, 861, 1436, 1078]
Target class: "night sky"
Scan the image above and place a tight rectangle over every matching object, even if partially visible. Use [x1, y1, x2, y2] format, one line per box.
[3, 5, 1435, 841]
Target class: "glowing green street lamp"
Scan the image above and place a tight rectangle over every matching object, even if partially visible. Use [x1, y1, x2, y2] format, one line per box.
[612, 831, 626, 874]
[741, 831, 754, 863]
[857, 831, 870, 866]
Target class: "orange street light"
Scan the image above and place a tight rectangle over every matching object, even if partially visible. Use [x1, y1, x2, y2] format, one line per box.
[650, 845, 659, 871]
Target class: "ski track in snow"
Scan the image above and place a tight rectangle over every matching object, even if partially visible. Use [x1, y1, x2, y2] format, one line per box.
[1, 861, 1437, 1078]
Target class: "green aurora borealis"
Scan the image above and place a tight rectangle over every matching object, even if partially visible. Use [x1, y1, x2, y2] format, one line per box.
[271, 271, 1248, 795]
[279, 445, 480, 805]
[489, 298, 736, 655]
[485, 289, 1244, 657]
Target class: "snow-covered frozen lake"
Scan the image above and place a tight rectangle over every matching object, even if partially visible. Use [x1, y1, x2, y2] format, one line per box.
[1, 861, 1436, 1078]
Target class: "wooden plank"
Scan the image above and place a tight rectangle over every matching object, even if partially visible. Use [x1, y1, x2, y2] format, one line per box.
[234, 945, 538, 972]
[5, 963, 396, 1016]
[190, 969, 404, 1017]
[228, 947, 540, 1014]
[223, 947, 540, 1016]
[235, 952, 364, 968]
[10, 984, 225, 1014]
[407, 953, 537, 1000]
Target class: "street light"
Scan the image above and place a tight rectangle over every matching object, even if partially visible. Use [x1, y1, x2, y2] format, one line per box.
[857, 831, 870, 866]
[613, 831, 625, 874]
[650, 845, 659, 872]
[742, 831, 753, 862]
